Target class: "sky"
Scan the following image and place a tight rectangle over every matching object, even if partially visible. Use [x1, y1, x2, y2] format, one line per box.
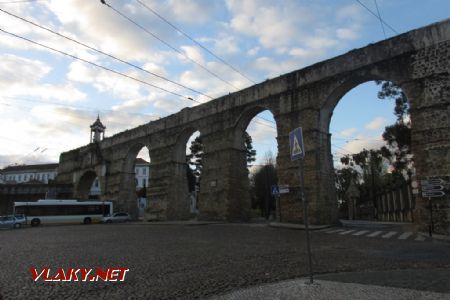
[0, 0, 449, 169]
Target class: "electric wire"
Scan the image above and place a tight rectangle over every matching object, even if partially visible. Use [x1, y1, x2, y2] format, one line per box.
[1, 96, 162, 119]
[135, 0, 256, 85]
[100, 0, 240, 91]
[0, 0, 46, 4]
[0, 5, 280, 126]
[0, 28, 200, 103]
[373, 0, 386, 38]
[0, 7, 213, 101]
[355, 0, 398, 35]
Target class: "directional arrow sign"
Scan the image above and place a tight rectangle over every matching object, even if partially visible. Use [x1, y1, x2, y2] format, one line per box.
[422, 191, 445, 198]
[279, 185, 290, 194]
[422, 184, 444, 191]
[421, 178, 445, 185]
[289, 127, 305, 161]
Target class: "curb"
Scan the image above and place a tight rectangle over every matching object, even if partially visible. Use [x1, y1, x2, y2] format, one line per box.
[126, 221, 227, 226]
[269, 222, 331, 230]
[418, 231, 450, 243]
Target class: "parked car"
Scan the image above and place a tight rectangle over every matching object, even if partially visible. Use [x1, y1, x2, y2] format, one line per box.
[101, 212, 131, 223]
[0, 215, 26, 229]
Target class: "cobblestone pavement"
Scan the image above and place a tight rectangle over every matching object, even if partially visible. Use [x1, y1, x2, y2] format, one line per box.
[0, 223, 449, 299]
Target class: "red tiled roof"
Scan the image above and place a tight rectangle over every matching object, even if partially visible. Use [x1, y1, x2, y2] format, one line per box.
[135, 158, 150, 165]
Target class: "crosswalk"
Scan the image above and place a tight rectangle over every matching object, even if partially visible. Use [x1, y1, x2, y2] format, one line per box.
[319, 227, 428, 242]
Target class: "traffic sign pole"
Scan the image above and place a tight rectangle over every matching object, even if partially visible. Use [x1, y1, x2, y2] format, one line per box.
[300, 159, 313, 284]
[289, 127, 313, 284]
[429, 197, 433, 237]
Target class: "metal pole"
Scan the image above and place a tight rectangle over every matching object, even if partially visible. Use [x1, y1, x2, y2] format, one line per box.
[429, 197, 433, 237]
[277, 194, 282, 222]
[300, 159, 313, 284]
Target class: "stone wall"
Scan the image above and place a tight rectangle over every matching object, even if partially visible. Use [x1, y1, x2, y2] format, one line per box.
[56, 19, 450, 233]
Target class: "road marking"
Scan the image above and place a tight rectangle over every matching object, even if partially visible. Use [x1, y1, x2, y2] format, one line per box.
[319, 228, 335, 232]
[415, 235, 426, 241]
[339, 230, 357, 235]
[352, 230, 369, 236]
[398, 232, 413, 240]
[381, 231, 397, 239]
[366, 231, 383, 237]
[325, 229, 346, 234]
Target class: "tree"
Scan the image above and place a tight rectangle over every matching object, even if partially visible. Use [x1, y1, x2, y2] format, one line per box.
[185, 131, 257, 192]
[376, 80, 413, 179]
[376, 80, 410, 123]
[250, 151, 278, 218]
[335, 167, 358, 214]
[340, 149, 386, 202]
[186, 136, 203, 178]
[244, 132, 257, 166]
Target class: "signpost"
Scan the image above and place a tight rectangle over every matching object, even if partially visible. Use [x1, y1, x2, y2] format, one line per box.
[420, 177, 447, 237]
[272, 185, 289, 222]
[289, 127, 313, 284]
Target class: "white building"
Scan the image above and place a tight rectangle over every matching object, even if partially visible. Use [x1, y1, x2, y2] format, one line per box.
[0, 163, 58, 184]
[0, 160, 150, 197]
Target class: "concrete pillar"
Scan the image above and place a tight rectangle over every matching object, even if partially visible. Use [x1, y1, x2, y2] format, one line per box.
[198, 130, 251, 221]
[144, 146, 190, 221]
[276, 109, 338, 225]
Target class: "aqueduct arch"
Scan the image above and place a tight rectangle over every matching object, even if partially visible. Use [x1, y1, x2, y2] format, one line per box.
[75, 170, 97, 199]
[57, 19, 450, 234]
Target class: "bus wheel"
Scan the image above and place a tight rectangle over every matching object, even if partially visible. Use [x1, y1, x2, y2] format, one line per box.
[31, 219, 40, 227]
[83, 217, 92, 225]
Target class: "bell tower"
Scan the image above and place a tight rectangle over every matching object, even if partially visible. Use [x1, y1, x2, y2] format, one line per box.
[90, 115, 106, 143]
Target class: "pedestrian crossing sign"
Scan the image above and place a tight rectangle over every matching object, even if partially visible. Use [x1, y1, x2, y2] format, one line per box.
[289, 127, 305, 161]
[271, 185, 279, 196]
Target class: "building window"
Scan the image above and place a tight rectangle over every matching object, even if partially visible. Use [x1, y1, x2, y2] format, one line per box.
[142, 178, 146, 187]
[94, 179, 99, 188]
[143, 168, 146, 175]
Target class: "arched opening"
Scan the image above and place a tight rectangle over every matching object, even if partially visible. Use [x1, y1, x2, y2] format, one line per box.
[327, 80, 413, 223]
[135, 147, 151, 219]
[77, 170, 98, 200]
[234, 107, 278, 221]
[123, 143, 151, 219]
[182, 130, 202, 217]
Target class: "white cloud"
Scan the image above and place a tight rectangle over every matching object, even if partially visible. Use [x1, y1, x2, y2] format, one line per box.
[338, 128, 358, 138]
[167, 0, 219, 24]
[366, 117, 387, 130]
[180, 45, 205, 65]
[0, 54, 86, 102]
[337, 27, 359, 40]
[247, 46, 260, 56]
[342, 137, 385, 156]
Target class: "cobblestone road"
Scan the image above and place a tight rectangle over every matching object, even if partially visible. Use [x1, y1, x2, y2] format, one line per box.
[0, 223, 449, 299]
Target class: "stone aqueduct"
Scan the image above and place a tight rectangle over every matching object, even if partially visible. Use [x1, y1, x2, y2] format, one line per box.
[57, 19, 450, 233]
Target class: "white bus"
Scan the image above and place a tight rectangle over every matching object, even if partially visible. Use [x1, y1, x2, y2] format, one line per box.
[14, 199, 113, 227]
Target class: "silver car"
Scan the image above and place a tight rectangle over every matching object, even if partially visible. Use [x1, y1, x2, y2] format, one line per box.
[0, 215, 26, 229]
[101, 212, 131, 223]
